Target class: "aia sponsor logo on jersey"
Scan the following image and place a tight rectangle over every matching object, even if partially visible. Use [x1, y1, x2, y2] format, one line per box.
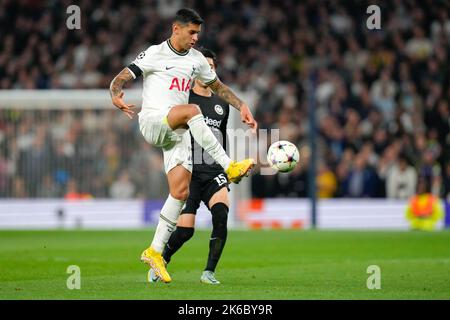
[169, 77, 191, 92]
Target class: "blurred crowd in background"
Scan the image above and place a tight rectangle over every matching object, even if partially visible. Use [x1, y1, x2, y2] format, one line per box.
[0, 109, 169, 199]
[0, 0, 449, 200]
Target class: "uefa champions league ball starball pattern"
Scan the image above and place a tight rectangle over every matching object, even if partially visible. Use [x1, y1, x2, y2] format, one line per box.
[267, 140, 300, 173]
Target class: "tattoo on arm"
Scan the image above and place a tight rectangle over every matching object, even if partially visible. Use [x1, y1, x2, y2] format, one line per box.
[209, 79, 243, 111]
[110, 68, 134, 98]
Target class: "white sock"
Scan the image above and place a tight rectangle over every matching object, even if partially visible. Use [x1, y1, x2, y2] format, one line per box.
[151, 194, 185, 252]
[187, 114, 231, 170]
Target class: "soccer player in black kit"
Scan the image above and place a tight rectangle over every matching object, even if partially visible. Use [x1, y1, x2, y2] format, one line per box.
[148, 48, 231, 284]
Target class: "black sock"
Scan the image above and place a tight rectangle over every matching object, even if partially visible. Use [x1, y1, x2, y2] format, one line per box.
[162, 226, 194, 263]
[205, 203, 228, 272]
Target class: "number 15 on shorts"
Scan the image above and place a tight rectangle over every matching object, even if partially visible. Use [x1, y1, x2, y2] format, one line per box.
[214, 174, 228, 186]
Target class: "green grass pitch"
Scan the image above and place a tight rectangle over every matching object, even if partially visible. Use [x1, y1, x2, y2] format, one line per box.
[0, 229, 449, 300]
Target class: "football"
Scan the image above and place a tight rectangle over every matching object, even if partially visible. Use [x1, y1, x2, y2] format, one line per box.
[267, 140, 300, 173]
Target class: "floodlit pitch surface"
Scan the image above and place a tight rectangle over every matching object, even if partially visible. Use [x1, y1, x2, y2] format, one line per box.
[0, 230, 449, 299]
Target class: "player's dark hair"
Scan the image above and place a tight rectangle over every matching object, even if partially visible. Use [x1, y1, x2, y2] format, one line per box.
[198, 47, 217, 67]
[398, 152, 409, 165]
[174, 8, 203, 25]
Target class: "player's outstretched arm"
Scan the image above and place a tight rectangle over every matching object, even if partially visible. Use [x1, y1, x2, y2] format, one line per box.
[110, 68, 136, 119]
[208, 79, 258, 133]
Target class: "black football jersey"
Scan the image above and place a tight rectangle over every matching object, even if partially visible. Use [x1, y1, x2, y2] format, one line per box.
[188, 90, 230, 174]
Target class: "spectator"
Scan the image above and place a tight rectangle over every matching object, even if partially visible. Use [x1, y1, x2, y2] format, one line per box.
[109, 170, 136, 199]
[12, 177, 27, 198]
[18, 134, 48, 197]
[435, 100, 450, 145]
[316, 162, 337, 198]
[442, 163, 450, 201]
[64, 179, 92, 200]
[342, 154, 379, 198]
[386, 155, 418, 199]
[405, 26, 433, 60]
[37, 174, 60, 198]
[0, 155, 10, 197]
[419, 150, 442, 196]
[370, 69, 397, 122]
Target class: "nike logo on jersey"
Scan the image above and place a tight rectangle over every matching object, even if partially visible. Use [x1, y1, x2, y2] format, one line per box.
[165, 66, 175, 70]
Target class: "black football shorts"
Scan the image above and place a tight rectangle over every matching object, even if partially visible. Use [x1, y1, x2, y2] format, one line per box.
[181, 171, 230, 214]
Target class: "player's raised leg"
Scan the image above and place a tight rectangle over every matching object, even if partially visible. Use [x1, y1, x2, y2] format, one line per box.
[141, 164, 191, 283]
[166, 104, 255, 183]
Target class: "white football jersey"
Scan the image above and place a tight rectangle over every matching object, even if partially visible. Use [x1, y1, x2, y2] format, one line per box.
[128, 39, 217, 116]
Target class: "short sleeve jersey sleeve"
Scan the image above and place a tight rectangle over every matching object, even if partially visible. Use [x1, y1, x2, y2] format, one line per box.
[128, 46, 158, 78]
[195, 54, 217, 85]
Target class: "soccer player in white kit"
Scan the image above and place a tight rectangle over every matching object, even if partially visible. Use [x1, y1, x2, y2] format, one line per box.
[109, 8, 257, 283]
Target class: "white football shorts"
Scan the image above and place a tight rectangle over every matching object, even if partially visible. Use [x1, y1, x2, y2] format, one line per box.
[138, 109, 192, 174]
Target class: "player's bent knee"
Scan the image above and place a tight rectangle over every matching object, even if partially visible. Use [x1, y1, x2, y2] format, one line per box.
[187, 104, 201, 118]
[189, 103, 201, 113]
[170, 188, 189, 201]
[211, 203, 228, 219]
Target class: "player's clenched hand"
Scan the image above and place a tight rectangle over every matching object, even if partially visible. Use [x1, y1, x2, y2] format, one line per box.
[240, 104, 258, 133]
[112, 92, 135, 119]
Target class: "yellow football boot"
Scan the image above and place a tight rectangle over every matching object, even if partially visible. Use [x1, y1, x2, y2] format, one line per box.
[225, 158, 255, 183]
[140, 247, 171, 283]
